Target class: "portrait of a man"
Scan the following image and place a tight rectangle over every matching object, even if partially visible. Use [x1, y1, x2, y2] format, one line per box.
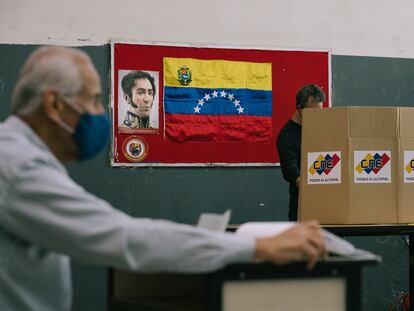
[118, 70, 159, 131]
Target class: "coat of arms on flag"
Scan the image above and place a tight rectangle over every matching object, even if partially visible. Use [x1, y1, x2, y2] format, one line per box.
[177, 65, 192, 86]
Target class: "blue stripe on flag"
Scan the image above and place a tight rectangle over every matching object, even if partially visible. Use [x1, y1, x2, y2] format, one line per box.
[164, 87, 272, 116]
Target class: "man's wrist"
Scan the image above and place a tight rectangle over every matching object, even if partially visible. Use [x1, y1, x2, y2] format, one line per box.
[254, 237, 271, 260]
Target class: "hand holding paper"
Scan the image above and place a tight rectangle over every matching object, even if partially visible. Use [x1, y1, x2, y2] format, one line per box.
[237, 221, 380, 266]
[251, 221, 327, 270]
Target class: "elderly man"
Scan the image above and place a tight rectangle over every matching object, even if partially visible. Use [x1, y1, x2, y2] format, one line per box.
[0, 46, 326, 310]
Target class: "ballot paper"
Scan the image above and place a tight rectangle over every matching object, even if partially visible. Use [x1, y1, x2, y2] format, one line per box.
[196, 209, 232, 232]
[236, 222, 381, 261]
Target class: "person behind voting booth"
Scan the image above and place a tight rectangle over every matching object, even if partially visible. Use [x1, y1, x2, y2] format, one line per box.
[0, 46, 326, 311]
[121, 70, 155, 129]
[277, 84, 326, 221]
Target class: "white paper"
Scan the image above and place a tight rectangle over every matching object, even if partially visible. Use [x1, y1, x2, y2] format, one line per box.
[196, 209, 232, 232]
[236, 222, 378, 259]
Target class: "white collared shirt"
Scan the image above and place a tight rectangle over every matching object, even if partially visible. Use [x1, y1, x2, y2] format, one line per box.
[0, 116, 254, 311]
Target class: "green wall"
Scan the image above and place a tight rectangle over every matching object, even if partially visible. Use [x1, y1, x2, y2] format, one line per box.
[0, 45, 409, 311]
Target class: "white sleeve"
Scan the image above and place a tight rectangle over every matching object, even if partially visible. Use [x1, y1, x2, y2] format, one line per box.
[0, 157, 255, 273]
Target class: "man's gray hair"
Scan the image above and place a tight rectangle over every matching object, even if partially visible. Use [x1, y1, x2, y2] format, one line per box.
[11, 46, 91, 115]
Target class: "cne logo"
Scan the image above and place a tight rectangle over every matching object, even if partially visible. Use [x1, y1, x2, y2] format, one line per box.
[307, 151, 341, 184]
[404, 151, 414, 183]
[355, 153, 390, 174]
[308, 153, 341, 176]
[405, 158, 414, 174]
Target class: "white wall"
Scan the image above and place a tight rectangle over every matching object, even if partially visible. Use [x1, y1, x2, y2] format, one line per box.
[1, 0, 413, 59]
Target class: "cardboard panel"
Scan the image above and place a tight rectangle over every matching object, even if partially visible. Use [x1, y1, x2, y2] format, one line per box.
[398, 139, 414, 222]
[399, 108, 414, 138]
[299, 139, 349, 224]
[299, 107, 407, 225]
[302, 108, 349, 140]
[349, 139, 397, 224]
[349, 107, 397, 138]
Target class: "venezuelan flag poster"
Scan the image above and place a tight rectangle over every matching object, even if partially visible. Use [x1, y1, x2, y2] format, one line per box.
[111, 41, 330, 166]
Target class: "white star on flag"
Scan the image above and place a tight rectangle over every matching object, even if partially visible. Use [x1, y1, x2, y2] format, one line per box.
[234, 100, 240, 106]
[198, 99, 204, 105]
[220, 90, 227, 97]
[204, 94, 211, 100]
[228, 94, 234, 101]
[194, 106, 201, 113]
[237, 107, 244, 114]
[212, 90, 218, 98]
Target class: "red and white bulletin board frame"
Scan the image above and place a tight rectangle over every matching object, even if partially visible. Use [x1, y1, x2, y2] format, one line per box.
[110, 40, 331, 167]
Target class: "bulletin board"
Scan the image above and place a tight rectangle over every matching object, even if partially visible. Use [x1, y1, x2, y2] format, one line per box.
[110, 41, 330, 166]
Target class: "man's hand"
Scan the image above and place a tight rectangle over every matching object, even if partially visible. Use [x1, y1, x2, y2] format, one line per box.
[254, 221, 327, 270]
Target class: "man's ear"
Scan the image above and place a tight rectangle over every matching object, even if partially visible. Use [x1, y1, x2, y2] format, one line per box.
[41, 90, 62, 122]
[123, 93, 130, 103]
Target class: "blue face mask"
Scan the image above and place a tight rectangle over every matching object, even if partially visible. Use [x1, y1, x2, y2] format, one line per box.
[56, 95, 110, 161]
[72, 112, 110, 161]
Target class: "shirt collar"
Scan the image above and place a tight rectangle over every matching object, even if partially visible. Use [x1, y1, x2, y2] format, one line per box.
[5, 115, 53, 154]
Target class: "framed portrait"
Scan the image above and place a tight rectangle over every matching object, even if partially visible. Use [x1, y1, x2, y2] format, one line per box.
[117, 69, 159, 134]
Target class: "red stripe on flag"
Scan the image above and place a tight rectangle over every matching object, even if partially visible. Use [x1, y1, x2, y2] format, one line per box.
[165, 114, 272, 142]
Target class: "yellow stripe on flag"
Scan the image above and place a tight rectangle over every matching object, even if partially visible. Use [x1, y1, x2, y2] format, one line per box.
[164, 57, 272, 91]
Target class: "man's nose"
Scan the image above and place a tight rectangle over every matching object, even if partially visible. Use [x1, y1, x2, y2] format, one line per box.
[143, 92, 150, 102]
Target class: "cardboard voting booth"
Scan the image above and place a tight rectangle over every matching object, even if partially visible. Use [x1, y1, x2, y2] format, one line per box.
[299, 107, 414, 224]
